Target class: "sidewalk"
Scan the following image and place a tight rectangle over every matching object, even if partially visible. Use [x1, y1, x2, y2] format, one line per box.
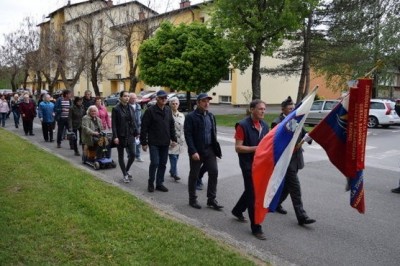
[3, 118, 290, 265]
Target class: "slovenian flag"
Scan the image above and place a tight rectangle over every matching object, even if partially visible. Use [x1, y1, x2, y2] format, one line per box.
[309, 78, 371, 214]
[252, 89, 317, 225]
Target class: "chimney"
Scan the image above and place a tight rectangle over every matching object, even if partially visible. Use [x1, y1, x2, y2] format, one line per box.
[138, 9, 146, 20]
[106, 0, 113, 7]
[180, 0, 191, 9]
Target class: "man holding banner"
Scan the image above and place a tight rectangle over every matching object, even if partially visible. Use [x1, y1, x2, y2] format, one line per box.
[232, 99, 269, 240]
[271, 97, 316, 225]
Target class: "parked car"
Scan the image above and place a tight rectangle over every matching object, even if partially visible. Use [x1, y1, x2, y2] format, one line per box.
[368, 99, 400, 128]
[138, 92, 157, 109]
[172, 92, 197, 111]
[306, 98, 400, 128]
[146, 93, 176, 108]
[305, 100, 340, 126]
[104, 92, 120, 106]
[146, 92, 198, 111]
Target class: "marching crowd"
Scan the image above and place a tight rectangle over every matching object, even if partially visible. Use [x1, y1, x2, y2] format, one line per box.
[2, 89, 399, 240]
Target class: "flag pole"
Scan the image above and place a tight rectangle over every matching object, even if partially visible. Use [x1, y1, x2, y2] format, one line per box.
[364, 59, 385, 78]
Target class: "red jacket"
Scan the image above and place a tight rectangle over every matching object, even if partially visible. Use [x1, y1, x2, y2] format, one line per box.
[19, 100, 36, 121]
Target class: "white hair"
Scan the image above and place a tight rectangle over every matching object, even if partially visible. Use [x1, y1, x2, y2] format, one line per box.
[169, 96, 180, 104]
[87, 105, 98, 115]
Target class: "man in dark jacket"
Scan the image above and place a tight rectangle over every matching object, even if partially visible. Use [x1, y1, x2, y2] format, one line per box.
[184, 93, 223, 210]
[140, 90, 177, 192]
[271, 97, 316, 226]
[232, 99, 269, 240]
[82, 90, 95, 113]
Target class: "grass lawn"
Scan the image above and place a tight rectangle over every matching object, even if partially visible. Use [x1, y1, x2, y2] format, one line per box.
[0, 129, 259, 265]
[215, 114, 278, 128]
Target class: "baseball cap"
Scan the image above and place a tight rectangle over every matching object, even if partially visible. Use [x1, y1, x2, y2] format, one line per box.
[197, 93, 212, 101]
[156, 90, 168, 97]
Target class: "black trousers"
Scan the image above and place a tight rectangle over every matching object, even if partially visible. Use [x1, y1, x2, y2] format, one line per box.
[57, 118, 69, 145]
[22, 120, 33, 135]
[41, 121, 54, 141]
[116, 137, 135, 176]
[232, 168, 261, 234]
[279, 167, 307, 221]
[188, 146, 218, 204]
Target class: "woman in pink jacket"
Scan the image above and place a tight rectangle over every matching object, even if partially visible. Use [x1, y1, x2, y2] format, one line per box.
[0, 94, 10, 127]
[95, 97, 111, 130]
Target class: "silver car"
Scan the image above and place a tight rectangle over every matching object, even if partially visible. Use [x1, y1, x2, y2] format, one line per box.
[305, 100, 339, 126]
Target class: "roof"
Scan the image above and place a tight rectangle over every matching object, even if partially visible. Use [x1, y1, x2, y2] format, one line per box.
[47, 0, 107, 19]
[111, 0, 212, 30]
[64, 0, 158, 25]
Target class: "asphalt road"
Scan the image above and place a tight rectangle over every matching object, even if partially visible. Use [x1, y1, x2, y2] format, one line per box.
[3, 111, 400, 266]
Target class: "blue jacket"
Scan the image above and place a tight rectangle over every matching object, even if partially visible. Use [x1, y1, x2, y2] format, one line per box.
[184, 108, 218, 157]
[38, 101, 55, 123]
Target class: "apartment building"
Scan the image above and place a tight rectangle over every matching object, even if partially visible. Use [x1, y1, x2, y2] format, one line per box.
[31, 0, 372, 104]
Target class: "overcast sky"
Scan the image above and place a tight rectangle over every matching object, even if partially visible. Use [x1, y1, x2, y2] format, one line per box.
[0, 0, 204, 44]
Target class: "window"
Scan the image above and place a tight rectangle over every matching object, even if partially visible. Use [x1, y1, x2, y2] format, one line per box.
[75, 24, 80, 32]
[98, 19, 103, 28]
[116, 74, 122, 79]
[199, 17, 205, 23]
[116, 55, 122, 65]
[118, 38, 125, 47]
[219, 95, 231, 103]
[222, 68, 232, 81]
[311, 101, 323, 111]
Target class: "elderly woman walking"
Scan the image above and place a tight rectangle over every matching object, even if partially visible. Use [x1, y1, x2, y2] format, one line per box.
[0, 94, 10, 127]
[19, 93, 36, 135]
[168, 96, 185, 181]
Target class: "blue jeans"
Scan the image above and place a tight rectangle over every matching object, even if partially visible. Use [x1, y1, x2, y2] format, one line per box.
[135, 142, 141, 159]
[169, 154, 179, 177]
[0, 113, 6, 127]
[149, 145, 169, 186]
[12, 110, 20, 127]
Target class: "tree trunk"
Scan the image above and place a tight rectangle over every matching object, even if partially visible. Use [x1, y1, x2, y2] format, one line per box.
[296, 13, 313, 104]
[251, 46, 262, 100]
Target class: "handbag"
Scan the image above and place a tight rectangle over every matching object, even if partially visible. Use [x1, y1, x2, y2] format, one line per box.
[210, 114, 222, 158]
[213, 140, 222, 159]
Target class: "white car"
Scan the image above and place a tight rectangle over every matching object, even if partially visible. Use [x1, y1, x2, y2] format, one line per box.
[368, 99, 400, 128]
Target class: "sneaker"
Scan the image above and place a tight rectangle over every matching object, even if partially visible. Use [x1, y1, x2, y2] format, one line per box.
[196, 179, 203, 190]
[123, 175, 130, 183]
[136, 157, 144, 162]
[127, 172, 133, 180]
[155, 185, 168, 192]
[171, 175, 181, 181]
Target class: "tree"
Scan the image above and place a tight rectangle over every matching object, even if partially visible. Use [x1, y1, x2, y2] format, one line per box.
[211, 0, 317, 100]
[261, 2, 325, 103]
[105, 4, 158, 92]
[138, 21, 231, 94]
[312, 0, 400, 98]
[0, 17, 39, 91]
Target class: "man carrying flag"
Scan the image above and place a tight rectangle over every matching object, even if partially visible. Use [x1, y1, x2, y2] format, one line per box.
[232, 99, 269, 240]
[252, 88, 317, 226]
[270, 97, 316, 225]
